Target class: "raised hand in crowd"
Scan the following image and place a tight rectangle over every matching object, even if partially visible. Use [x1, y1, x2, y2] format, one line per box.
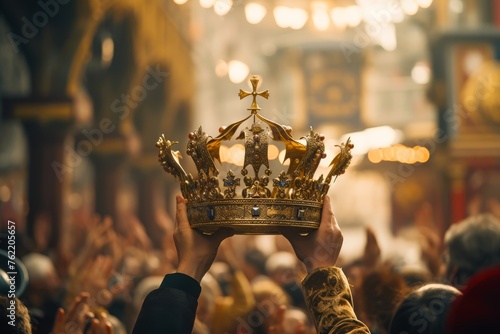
[363, 226, 381, 269]
[132, 195, 234, 333]
[418, 225, 442, 277]
[66, 255, 128, 311]
[52, 292, 113, 334]
[68, 216, 116, 279]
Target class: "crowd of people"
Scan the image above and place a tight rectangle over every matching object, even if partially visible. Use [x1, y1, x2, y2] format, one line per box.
[1, 192, 500, 334]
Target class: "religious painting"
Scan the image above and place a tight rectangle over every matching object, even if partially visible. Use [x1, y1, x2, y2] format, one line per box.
[452, 43, 500, 134]
[302, 48, 362, 127]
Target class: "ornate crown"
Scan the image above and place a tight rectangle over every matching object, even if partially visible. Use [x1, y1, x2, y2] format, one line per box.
[156, 76, 353, 234]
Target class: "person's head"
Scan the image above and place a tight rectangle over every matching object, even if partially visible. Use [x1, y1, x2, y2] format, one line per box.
[198, 273, 221, 327]
[246, 277, 291, 333]
[21, 253, 61, 301]
[242, 248, 267, 282]
[360, 264, 408, 333]
[265, 251, 297, 286]
[208, 261, 231, 295]
[389, 283, 461, 334]
[282, 307, 312, 334]
[397, 264, 432, 288]
[444, 213, 500, 286]
[0, 295, 32, 334]
[252, 277, 291, 312]
[446, 266, 500, 333]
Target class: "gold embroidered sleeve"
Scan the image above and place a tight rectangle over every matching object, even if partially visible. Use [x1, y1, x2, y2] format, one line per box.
[302, 267, 370, 334]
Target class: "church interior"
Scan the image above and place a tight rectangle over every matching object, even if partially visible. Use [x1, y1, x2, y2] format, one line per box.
[1, 0, 500, 333]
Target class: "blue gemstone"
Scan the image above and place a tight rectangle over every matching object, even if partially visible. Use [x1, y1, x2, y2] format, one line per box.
[280, 180, 287, 187]
[207, 206, 216, 220]
[252, 206, 261, 217]
[224, 179, 233, 186]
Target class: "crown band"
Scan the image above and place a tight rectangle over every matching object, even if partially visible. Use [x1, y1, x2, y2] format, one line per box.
[187, 198, 322, 234]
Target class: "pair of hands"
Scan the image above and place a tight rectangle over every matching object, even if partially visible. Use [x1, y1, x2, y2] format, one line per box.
[174, 195, 343, 282]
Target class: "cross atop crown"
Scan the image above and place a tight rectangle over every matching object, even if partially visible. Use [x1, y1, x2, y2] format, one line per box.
[238, 75, 270, 113]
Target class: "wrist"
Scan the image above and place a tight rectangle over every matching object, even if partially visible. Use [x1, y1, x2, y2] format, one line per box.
[177, 261, 206, 283]
[302, 259, 338, 274]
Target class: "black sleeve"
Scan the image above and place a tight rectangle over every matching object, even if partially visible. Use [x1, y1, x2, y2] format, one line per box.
[132, 273, 202, 334]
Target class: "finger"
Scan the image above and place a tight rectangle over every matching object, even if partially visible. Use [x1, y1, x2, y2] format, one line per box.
[210, 227, 235, 245]
[66, 293, 87, 321]
[99, 313, 113, 334]
[175, 195, 189, 229]
[274, 304, 286, 326]
[104, 321, 113, 334]
[52, 308, 65, 332]
[295, 321, 306, 334]
[281, 228, 304, 246]
[89, 318, 100, 334]
[319, 195, 336, 230]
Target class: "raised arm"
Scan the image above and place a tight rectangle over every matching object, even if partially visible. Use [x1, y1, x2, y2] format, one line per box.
[283, 195, 371, 334]
[132, 195, 233, 334]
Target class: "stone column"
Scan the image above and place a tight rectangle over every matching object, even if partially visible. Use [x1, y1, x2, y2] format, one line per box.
[3, 98, 74, 250]
[89, 135, 128, 225]
[132, 154, 166, 249]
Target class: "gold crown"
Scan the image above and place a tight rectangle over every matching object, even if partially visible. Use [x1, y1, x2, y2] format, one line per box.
[156, 76, 353, 234]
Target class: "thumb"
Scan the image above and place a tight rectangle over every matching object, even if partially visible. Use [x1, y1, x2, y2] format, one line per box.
[175, 195, 189, 229]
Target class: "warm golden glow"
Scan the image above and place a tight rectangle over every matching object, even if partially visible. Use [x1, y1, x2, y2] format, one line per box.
[278, 149, 290, 165]
[312, 2, 330, 31]
[214, 0, 233, 16]
[0, 185, 11, 202]
[368, 149, 382, 163]
[368, 145, 430, 164]
[330, 7, 346, 29]
[101, 37, 114, 64]
[401, 0, 419, 15]
[267, 144, 279, 160]
[416, 0, 433, 8]
[273, 6, 308, 29]
[411, 61, 431, 84]
[245, 2, 267, 24]
[228, 60, 249, 83]
[199, 0, 215, 8]
[219, 144, 229, 162]
[344, 5, 361, 27]
[229, 143, 245, 166]
[215, 59, 228, 77]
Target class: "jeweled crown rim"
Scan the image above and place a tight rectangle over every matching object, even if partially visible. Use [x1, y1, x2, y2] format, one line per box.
[187, 198, 322, 234]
